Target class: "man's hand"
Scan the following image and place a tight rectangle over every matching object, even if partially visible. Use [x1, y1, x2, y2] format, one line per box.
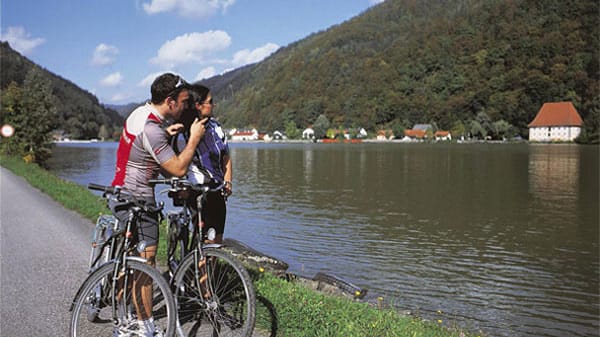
[166, 123, 184, 136]
[160, 117, 208, 177]
[189, 117, 208, 141]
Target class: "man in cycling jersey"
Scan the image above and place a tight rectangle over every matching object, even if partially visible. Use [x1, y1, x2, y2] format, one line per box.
[111, 72, 207, 336]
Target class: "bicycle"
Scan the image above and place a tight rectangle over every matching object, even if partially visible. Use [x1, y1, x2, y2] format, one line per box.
[69, 183, 177, 337]
[151, 177, 256, 337]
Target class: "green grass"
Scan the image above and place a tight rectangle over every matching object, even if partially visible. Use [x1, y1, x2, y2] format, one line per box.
[1, 155, 483, 337]
[253, 271, 481, 337]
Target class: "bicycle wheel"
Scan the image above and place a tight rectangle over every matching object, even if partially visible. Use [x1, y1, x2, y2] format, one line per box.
[71, 259, 177, 337]
[174, 248, 256, 337]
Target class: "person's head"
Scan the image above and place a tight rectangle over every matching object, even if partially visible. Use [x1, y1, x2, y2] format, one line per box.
[150, 73, 190, 119]
[188, 83, 215, 118]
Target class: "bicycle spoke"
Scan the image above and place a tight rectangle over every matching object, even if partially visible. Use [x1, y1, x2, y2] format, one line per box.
[174, 249, 255, 337]
[70, 261, 176, 337]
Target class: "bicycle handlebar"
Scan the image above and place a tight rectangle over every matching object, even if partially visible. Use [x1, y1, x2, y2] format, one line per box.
[149, 177, 225, 193]
[88, 183, 118, 194]
[88, 183, 163, 213]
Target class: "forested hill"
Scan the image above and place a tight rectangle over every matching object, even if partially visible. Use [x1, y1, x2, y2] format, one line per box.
[0, 42, 124, 140]
[205, 0, 599, 136]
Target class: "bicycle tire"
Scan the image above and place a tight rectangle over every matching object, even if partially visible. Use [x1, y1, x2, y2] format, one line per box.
[173, 248, 256, 337]
[71, 260, 177, 337]
[86, 225, 114, 322]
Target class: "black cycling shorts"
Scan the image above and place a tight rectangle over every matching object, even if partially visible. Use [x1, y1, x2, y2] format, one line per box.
[112, 196, 160, 247]
[201, 190, 227, 236]
[188, 190, 227, 237]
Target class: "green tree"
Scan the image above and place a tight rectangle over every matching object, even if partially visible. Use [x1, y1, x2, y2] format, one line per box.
[450, 120, 466, 140]
[576, 96, 600, 144]
[0, 82, 24, 156]
[16, 67, 58, 165]
[284, 120, 300, 139]
[313, 114, 330, 139]
[391, 120, 406, 139]
[469, 120, 487, 139]
[98, 124, 110, 140]
[492, 119, 514, 140]
[326, 128, 336, 139]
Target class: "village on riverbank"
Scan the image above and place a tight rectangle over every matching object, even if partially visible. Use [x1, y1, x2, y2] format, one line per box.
[223, 101, 585, 144]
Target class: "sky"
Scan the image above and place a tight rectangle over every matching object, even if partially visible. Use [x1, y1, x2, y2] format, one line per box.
[1, 0, 384, 105]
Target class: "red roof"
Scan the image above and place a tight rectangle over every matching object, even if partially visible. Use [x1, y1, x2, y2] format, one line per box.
[435, 131, 450, 137]
[528, 102, 583, 127]
[404, 129, 426, 138]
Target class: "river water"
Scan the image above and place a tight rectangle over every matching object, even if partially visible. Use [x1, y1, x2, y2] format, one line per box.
[47, 141, 599, 337]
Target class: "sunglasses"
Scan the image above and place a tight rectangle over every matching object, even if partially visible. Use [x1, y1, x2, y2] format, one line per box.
[166, 76, 188, 99]
[201, 98, 215, 106]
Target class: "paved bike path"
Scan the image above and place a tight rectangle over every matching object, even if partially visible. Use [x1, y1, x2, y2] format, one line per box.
[0, 166, 91, 336]
[0, 167, 270, 337]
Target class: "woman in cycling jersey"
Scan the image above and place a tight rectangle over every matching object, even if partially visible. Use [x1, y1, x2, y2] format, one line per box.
[174, 83, 231, 244]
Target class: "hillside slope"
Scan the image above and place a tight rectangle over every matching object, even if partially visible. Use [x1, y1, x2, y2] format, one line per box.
[203, 0, 598, 135]
[0, 42, 123, 140]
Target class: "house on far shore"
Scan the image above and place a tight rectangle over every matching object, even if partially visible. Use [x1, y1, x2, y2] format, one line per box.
[434, 130, 452, 141]
[413, 124, 433, 132]
[403, 129, 426, 141]
[302, 127, 315, 140]
[377, 130, 394, 140]
[528, 102, 583, 142]
[231, 128, 259, 141]
[402, 124, 432, 141]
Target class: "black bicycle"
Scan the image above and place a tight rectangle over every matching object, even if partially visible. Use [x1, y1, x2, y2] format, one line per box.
[69, 184, 177, 337]
[151, 177, 256, 337]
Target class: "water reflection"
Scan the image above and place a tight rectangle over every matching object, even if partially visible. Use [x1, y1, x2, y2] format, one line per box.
[47, 142, 599, 337]
[529, 144, 580, 216]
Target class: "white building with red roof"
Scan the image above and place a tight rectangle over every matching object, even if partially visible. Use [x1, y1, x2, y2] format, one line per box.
[528, 102, 583, 142]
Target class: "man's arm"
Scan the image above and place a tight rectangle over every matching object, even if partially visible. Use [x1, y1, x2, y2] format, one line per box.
[161, 118, 207, 177]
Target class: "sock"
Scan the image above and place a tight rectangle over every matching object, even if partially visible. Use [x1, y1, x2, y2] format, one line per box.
[138, 317, 155, 337]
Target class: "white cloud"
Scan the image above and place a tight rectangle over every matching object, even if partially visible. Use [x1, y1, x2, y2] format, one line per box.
[142, 0, 235, 18]
[150, 31, 231, 68]
[110, 92, 134, 102]
[91, 43, 119, 66]
[194, 67, 217, 81]
[232, 43, 279, 67]
[369, 0, 385, 5]
[100, 72, 123, 87]
[0, 26, 45, 55]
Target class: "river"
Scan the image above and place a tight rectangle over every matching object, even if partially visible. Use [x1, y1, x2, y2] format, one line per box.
[47, 141, 599, 337]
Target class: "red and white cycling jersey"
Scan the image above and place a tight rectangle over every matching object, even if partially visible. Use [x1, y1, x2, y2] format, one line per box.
[112, 103, 176, 198]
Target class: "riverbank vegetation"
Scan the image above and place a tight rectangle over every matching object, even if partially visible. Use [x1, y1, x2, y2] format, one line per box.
[1, 155, 484, 337]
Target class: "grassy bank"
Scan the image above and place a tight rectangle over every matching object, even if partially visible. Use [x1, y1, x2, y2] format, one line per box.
[1, 155, 482, 337]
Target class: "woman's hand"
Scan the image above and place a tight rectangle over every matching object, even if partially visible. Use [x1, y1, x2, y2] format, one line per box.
[223, 181, 232, 197]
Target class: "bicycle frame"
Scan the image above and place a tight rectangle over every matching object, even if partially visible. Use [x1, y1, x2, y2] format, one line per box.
[155, 178, 225, 274]
[70, 185, 161, 324]
[152, 177, 257, 337]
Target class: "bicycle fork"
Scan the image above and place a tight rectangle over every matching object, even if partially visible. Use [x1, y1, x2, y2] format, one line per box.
[110, 210, 137, 327]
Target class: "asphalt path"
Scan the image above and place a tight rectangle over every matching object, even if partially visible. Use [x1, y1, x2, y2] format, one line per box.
[0, 166, 91, 336]
[0, 167, 271, 337]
